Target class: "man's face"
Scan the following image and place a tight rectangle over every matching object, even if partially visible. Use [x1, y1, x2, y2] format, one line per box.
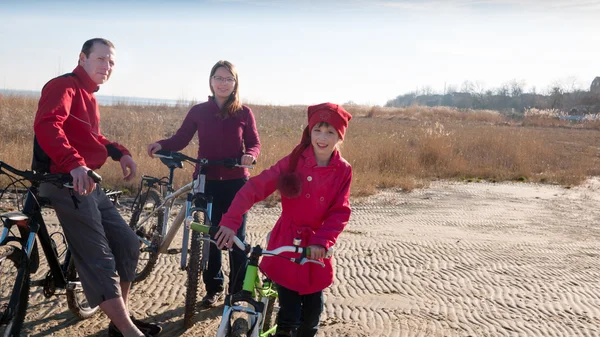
[79, 42, 115, 85]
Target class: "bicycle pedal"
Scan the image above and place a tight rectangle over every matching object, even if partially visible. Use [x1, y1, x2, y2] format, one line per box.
[167, 248, 181, 254]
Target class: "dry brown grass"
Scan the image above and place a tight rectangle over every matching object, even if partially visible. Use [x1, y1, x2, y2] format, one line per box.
[1, 94, 600, 198]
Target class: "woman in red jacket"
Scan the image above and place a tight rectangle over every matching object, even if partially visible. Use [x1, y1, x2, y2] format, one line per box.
[147, 60, 260, 307]
[215, 102, 352, 337]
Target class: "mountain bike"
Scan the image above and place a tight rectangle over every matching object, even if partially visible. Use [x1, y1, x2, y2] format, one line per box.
[187, 221, 332, 337]
[0, 161, 101, 337]
[127, 150, 253, 328]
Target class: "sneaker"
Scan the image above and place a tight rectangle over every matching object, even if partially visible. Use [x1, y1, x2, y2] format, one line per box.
[108, 316, 162, 337]
[199, 290, 223, 308]
[131, 316, 162, 336]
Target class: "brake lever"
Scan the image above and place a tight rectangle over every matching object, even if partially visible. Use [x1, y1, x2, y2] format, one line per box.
[153, 154, 173, 159]
[297, 258, 325, 268]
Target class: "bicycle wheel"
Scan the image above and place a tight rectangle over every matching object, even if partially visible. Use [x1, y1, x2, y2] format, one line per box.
[183, 211, 203, 329]
[262, 295, 279, 333]
[229, 317, 249, 337]
[0, 244, 30, 337]
[65, 257, 99, 319]
[129, 189, 164, 282]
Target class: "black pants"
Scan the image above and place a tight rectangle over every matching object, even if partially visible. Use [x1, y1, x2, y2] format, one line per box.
[202, 178, 247, 294]
[276, 286, 323, 337]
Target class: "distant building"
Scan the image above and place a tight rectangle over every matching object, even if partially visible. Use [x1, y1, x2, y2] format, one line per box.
[591, 77, 600, 94]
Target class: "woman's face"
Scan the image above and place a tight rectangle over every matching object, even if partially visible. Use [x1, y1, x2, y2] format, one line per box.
[210, 66, 236, 101]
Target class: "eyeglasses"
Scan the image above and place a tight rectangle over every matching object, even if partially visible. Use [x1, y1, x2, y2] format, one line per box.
[211, 75, 236, 84]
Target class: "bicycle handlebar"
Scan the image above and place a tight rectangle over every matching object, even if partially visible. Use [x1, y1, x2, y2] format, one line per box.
[188, 221, 332, 267]
[153, 149, 255, 169]
[0, 161, 102, 185]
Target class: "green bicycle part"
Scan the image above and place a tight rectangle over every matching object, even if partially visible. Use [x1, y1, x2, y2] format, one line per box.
[243, 265, 259, 293]
[190, 222, 210, 234]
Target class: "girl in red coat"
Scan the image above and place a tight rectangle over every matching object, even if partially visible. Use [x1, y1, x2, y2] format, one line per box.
[215, 102, 353, 337]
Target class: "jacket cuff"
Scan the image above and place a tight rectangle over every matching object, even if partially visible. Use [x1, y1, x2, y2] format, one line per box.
[219, 214, 241, 233]
[105, 144, 125, 161]
[65, 160, 86, 173]
[308, 236, 331, 250]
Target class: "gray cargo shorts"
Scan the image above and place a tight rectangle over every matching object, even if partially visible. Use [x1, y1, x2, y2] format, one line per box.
[40, 183, 139, 307]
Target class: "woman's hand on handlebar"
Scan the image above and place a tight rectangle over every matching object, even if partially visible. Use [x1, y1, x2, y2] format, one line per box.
[147, 143, 162, 158]
[241, 154, 255, 166]
[214, 226, 236, 250]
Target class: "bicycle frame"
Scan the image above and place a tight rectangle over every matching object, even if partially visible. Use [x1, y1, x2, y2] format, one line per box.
[189, 222, 329, 337]
[216, 265, 278, 337]
[132, 175, 213, 270]
[0, 178, 90, 327]
[1, 185, 73, 291]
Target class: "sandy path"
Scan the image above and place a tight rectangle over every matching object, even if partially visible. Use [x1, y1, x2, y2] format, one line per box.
[5, 179, 600, 336]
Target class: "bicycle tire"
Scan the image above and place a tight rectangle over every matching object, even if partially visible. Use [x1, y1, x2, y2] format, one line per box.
[65, 257, 100, 319]
[0, 245, 30, 337]
[183, 223, 202, 329]
[262, 295, 278, 333]
[229, 317, 249, 337]
[129, 189, 164, 283]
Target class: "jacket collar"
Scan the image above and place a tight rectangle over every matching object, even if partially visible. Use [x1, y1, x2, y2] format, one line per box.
[301, 145, 342, 168]
[73, 65, 100, 93]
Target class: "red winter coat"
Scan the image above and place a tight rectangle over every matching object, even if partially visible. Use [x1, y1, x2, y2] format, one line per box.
[220, 146, 352, 294]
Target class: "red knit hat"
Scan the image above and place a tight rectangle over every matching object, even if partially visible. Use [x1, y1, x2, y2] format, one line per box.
[277, 103, 352, 198]
[308, 102, 352, 140]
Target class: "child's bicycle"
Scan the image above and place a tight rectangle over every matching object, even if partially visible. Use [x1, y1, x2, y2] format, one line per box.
[187, 221, 332, 337]
[127, 150, 253, 328]
[0, 161, 101, 336]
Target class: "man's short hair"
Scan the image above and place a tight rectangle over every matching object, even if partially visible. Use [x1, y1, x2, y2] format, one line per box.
[81, 38, 115, 57]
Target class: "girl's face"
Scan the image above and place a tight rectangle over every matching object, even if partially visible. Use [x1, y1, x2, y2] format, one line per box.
[210, 66, 236, 101]
[311, 122, 340, 160]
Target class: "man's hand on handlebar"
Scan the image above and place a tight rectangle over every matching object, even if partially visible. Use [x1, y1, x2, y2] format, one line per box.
[147, 143, 162, 158]
[70, 166, 96, 196]
[215, 226, 237, 250]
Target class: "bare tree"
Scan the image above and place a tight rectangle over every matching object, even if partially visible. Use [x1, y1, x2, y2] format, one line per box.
[461, 80, 474, 93]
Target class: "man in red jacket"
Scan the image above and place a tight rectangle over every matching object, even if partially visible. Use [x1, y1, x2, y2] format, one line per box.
[33, 38, 160, 337]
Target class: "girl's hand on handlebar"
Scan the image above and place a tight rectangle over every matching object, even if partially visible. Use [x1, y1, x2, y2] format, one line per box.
[307, 244, 326, 260]
[215, 226, 236, 250]
[241, 154, 255, 166]
[147, 143, 162, 158]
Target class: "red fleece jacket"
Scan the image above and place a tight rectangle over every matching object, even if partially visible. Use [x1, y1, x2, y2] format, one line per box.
[33, 65, 130, 174]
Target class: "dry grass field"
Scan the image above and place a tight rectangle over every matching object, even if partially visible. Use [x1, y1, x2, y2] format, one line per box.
[1, 94, 599, 198]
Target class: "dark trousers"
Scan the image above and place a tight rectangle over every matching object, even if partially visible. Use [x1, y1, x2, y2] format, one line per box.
[276, 286, 323, 337]
[202, 178, 247, 294]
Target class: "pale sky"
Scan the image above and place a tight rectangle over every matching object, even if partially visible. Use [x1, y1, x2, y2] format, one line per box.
[1, 0, 599, 106]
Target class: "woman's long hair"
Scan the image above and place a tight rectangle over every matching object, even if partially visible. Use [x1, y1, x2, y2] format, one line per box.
[209, 60, 242, 118]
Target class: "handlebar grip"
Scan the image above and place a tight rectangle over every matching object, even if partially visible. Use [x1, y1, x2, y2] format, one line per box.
[304, 247, 333, 259]
[154, 149, 172, 157]
[87, 170, 102, 183]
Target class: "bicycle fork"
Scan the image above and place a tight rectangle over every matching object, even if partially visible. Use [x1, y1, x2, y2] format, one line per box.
[180, 194, 213, 270]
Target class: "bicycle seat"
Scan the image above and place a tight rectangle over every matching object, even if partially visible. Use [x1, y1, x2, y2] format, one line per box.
[160, 157, 184, 169]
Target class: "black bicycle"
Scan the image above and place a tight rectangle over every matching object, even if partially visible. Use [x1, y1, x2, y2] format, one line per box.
[0, 161, 101, 336]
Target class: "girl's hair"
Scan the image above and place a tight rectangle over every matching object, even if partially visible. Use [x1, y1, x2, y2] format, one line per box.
[209, 60, 242, 118]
